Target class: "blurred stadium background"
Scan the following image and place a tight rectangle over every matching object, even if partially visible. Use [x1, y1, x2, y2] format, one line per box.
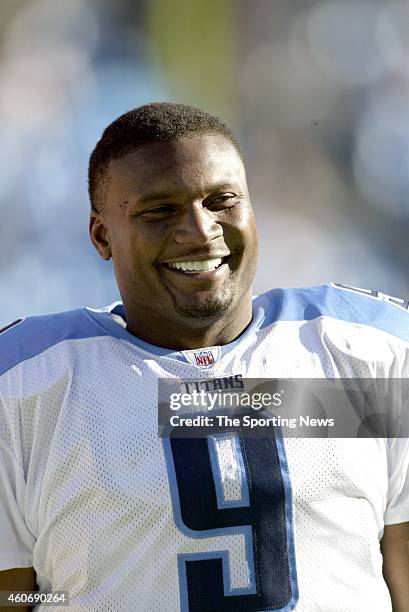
[1, 0, 409, 326]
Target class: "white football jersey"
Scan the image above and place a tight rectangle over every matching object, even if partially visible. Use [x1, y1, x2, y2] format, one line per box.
[0, 283, 408, 611]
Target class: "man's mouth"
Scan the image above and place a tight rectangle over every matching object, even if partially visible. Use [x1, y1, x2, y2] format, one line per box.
[159, 256, 231, 277]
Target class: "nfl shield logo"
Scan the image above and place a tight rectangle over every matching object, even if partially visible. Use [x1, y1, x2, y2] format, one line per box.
[194, 350, 215, 366]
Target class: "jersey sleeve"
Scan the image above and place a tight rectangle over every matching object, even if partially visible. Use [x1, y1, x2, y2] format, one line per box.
[0, 322, 35, 569]
[0, 438, 35, 570]
[384, 437, 409, 525]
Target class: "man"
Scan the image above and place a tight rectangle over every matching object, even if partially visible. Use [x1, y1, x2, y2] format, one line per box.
[0, 102, 408, 611]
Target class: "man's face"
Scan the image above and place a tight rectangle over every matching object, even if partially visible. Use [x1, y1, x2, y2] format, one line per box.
[90, 134, 258, 337]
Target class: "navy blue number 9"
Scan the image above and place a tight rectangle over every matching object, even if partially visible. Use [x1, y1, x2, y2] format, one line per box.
[164, 434, 298, 611]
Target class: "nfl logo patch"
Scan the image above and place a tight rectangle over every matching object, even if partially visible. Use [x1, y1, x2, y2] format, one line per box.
[181, 345, 221, 367]
[194, 350, 215, 366]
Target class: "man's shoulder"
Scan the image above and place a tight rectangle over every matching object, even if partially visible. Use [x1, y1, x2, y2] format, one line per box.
[0, 304, 119, 377]
[259, 282, 409, 343]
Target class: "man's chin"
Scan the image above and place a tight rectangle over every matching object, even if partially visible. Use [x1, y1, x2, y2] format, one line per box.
[173, 294, 233, 320]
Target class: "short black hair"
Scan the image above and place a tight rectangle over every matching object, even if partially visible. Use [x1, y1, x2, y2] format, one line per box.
[88, 102, 243, 212]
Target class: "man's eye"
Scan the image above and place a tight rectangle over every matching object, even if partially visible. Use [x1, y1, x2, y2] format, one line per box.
[208, 194, 237, 209]
[143, 206, 174, 215]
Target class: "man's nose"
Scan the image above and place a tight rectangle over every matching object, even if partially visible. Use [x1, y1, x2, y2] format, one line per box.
[173, 205, 223, 245]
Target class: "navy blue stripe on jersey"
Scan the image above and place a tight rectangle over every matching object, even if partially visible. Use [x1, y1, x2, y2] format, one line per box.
[0, 309, 110, 377]
[260, 283, 409, 343]
[0, 319, 23, 335]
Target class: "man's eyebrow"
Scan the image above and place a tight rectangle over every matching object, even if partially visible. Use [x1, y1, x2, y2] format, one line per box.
[134, 183, 242, 205]
[135, 191, 180, 204]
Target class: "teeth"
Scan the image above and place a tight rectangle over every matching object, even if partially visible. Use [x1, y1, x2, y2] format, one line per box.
[166, 258, 223, 272]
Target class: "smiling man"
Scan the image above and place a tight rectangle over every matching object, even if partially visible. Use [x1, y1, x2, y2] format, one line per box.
[0, 103, 408, 612]
[89, 128, 257, 348]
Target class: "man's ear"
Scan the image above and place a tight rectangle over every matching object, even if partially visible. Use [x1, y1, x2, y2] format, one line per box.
[89, 211, 112, 260]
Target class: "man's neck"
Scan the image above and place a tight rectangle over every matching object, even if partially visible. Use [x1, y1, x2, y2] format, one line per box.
[124, 297, 253, 350]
